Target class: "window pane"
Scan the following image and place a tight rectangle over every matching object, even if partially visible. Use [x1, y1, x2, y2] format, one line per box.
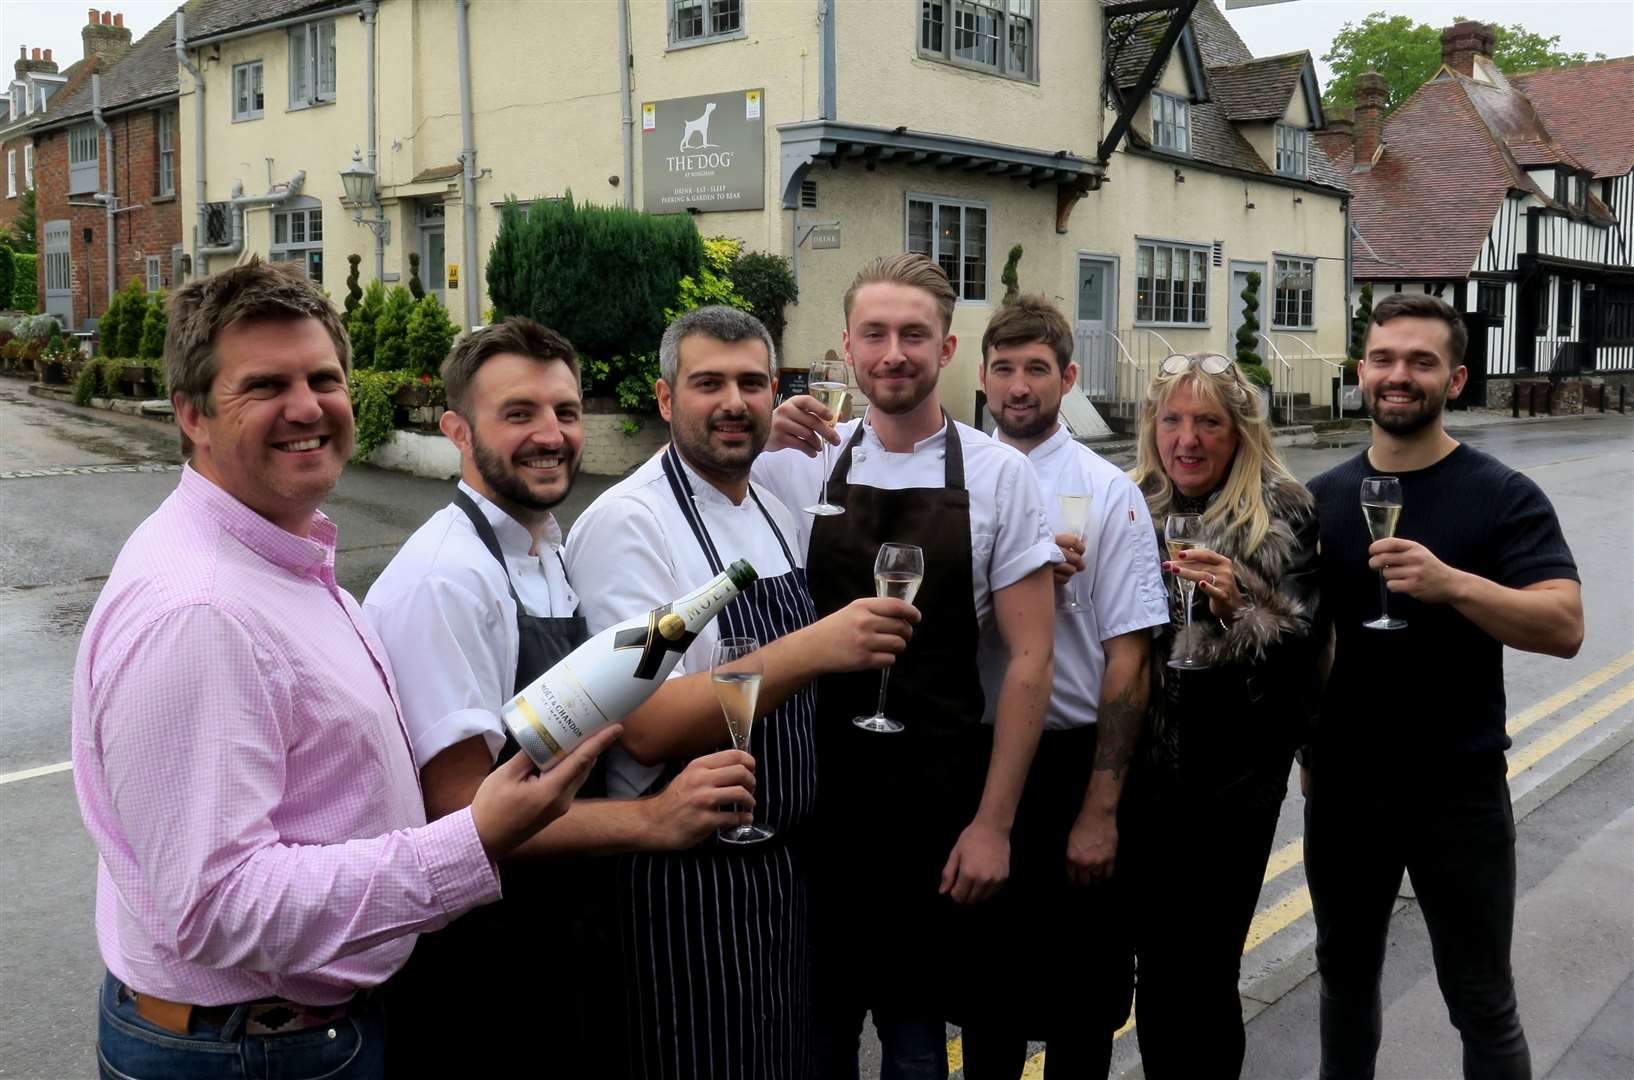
[710, 0, 741, 34]
[921, 1, 944, 52]
[1007, 14, 1031, 74]
[289, 212, 305, 244]
[935, 203, 961, 289]
[317, 23, 336, 98]
[289, 28, 308, 103]
[953, 1, 1000, 67]
[963, 206, 987, 301]
[308, 250, 324, 284]
[274, 213, 288, 245]
[674, 0, 704, 39]
[253, 63, 264, 110]
[1191, 250, 1207, 323]
[307, 208, 323, 242]
[1154, 247, 1170, 322]
[907, 199, 933, 255]
[1136, 246, 1152, 321]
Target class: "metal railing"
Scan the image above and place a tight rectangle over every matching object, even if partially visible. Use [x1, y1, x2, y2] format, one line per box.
[1257, 333, 1296, 421]
[1278, 334, 1348, 420]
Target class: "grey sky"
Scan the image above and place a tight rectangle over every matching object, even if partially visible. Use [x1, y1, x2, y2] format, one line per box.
[4, 1, 1630, 107]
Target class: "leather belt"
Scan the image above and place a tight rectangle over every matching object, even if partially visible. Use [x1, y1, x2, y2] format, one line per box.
[124, 982, 354, 1037]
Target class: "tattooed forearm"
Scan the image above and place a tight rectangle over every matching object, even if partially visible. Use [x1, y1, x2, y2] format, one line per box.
[1092, 681, 1146, 782]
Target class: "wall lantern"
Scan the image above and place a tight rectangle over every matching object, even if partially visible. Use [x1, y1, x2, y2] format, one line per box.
[339, 146, 390, 243]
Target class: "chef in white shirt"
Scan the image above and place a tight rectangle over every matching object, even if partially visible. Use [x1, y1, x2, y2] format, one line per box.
[363, 318, 754, 1077]
[754, 253, 1059, 1079]
[959, 296, 1169, 1080]
[566, 305, 917, 1080]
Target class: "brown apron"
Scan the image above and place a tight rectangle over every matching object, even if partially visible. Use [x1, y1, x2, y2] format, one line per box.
[805, 413, 991, 1021]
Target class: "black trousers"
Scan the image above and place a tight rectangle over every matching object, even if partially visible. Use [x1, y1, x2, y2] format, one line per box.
[1304, 752, 1530, 1080]
[1124, 758, 1289, 1080]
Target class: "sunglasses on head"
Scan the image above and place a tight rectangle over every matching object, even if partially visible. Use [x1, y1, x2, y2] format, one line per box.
[1161, 353, 1235, 376]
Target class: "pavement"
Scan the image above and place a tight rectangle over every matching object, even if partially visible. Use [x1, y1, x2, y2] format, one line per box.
[0, 375, 1630, 1079]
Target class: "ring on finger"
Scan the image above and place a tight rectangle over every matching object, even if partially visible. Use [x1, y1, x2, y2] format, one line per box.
[1207, 573, 1218, 587]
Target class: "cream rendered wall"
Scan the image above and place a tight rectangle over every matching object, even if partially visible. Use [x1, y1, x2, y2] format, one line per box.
[836, 1, 1099, 156]
[181, 16, 372, 288]
[779, 160, 1070, 421]
[1092, 149, 1347, 403]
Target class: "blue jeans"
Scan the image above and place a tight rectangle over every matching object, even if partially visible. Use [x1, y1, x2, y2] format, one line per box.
[97, 972, 385, 1080]
[821, 1006, 948, 1080]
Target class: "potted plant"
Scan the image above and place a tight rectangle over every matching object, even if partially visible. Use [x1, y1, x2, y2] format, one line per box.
[1241, 362, 1274, 418]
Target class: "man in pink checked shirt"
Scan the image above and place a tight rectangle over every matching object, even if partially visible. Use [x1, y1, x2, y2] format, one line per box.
[70, 258, 618, 1080]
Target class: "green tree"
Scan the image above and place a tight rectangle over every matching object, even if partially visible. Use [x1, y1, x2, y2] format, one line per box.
[1323, 13, 1604, 115]
[729, 249, 798, 353]
[10, 254, 37, 311]
[344, 254, 363, 317]
[1349, 282, 1374, 362]
[118, 279, 148, 358]
[348, 280, 386, 368]
[1234, 271, 1263, 366]
[139, 290, 168, 360]
[0, 237, 13, 310]
[98, 291, 126, 357]
[10, 189, 37, 254]
[372, 286, 417, 371]
[404, 294, 458, 376]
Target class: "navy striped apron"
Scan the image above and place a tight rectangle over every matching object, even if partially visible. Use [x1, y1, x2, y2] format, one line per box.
[614, 444, 819, 1080]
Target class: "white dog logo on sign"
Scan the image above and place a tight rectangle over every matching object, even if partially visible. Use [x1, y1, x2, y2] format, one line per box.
[680, 102, 718, 151]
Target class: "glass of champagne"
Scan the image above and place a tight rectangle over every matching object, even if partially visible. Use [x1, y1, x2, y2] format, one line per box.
[853, 543, 924, 733]
[1360, 476, 1407, 631]
[1056, 492, 1093, 612]
[804, 359, 849, 517]
[712, 636, 773, 844]
[1164, 513, 1211, 670]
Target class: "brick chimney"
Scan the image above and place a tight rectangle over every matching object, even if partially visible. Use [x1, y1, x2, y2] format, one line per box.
[83, 8, 133, 66]
[1441, 21, 1496, 78]
[14, 44, 62, 81]
[1325, 106, 1354, 139]
[1352, 72, 1388, 172]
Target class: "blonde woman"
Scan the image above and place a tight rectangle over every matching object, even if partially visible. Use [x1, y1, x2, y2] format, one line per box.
[1123, 353, 1322, 1080]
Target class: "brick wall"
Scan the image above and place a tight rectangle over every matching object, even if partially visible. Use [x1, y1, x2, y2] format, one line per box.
[580, 412, 667, 476]
[32, 103, 180, 330]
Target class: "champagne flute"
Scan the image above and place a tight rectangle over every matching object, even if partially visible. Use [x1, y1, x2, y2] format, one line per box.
[1164, 513, 1211, 670]
[1360, 476, 1407, 631]
[1056, 492, 1093, 612]
[712, 636, 773, 844]
[804, 358, 849, 517]
[853, 543, 924, 733]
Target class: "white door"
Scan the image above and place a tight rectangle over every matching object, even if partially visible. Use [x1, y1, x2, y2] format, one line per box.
[1076, 257, 1116, 397]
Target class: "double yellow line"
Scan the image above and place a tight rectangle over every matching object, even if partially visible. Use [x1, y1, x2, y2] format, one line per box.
[945, 648, 1634, 1074]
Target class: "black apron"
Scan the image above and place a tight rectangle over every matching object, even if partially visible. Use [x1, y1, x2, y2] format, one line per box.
[805, 414, 990, 1021]
[614, 445, 819, 1080]
[387, 489, 610, 1077]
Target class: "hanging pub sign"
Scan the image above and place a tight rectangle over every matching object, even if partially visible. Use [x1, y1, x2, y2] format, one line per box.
[641, 89, 766, 214]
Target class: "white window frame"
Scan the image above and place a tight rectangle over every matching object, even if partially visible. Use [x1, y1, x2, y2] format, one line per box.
[918, 0, 1037, 82]
[68, 123, 99, 194]
[270, 202, 324, 283]
[1152, 92, 1190, 155]
[668, 0, 744, 48]
[905, 193, 990, 304]
[1271, 254, 1316, 330]
[23, 143, 32, 190]
[288, 21, 336, 109]
[1274, 123, 1307, 179]
[5, 150, 14, 198]
[1135, 238, 1210, 327]
[232, 61, 264, 121]
[145, 255, 164, 292]
[157, 111, 176, 196]
[8, 85, 22, 117]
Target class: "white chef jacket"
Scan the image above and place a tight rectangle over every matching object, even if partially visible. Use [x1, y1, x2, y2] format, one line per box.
[750, 414, 1059, 634]
[977, 424, 1169, 730]
[363, 481, 579, 769]
[565, 449, 806, 799]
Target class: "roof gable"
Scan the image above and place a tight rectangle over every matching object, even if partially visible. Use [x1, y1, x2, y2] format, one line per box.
[1512, 57, 1634, 178]
[1208, 52, 1310, 123]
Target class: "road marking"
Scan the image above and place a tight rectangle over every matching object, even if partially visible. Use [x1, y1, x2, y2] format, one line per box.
[1508, 650, 1634, 739]
[1243, 885, 1314, 954]
[1262, 838, 1303, 884]
[0, 760, 73, 785]
[1508, 679, 1634, 779]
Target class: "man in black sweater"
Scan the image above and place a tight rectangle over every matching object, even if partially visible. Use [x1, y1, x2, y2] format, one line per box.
[1305, 292, 1583, 1080]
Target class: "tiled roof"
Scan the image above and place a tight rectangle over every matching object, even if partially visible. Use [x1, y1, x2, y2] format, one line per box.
[1347, 78, 1532, 280]
[36, 14, 177, 126]
[1208, 53, 1308, 121]
[1512, 57, 1634, 178]
[1460, 74, 1588, 172]
[183, 0, 346, 40]
[1105, 0, 1346, 194]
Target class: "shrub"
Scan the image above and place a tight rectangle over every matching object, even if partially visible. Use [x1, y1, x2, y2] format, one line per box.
[9, 254, 36, 311]
[117, 279, 148, 358]
[1240, 362, 1274, 388]
[404, 294, 458, 376]
[16, 313, 61, 341]
[72, 355, 104, 405]
[407, 253, 425, 301]
[1234, 271, 1263, 366]
[344, 255, 363, 317]
[0, 237, 13, 309]
[139, 290, 167, 360]
[486, 190, 704, 367]
[348, 369, 445, 460]
[372, 286, 417, 371]
[97, 293, 124, 356]
[729, 249, 798, 353]
[348, 280, 386, 369]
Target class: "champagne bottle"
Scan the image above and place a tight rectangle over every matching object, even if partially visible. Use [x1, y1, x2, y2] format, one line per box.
[501, 559, 759, 769]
